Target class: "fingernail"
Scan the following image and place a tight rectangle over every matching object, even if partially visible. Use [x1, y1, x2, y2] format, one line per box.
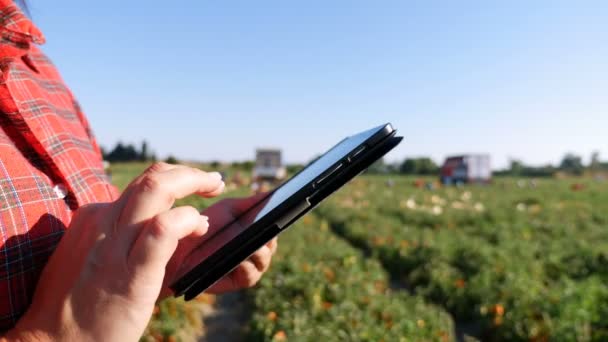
[198, 216, 209, 234]
[209, 172, 222, 180]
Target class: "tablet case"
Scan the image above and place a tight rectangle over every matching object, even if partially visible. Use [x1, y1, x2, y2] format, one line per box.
[172, 123, 403, 300]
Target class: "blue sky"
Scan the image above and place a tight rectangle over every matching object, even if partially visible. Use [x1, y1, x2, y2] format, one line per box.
[30, 0, 607, 169]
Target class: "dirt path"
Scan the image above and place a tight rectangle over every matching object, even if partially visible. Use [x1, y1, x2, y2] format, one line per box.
[199, 291, 250, 342]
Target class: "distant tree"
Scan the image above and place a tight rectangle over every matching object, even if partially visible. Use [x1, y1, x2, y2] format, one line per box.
[418, 158, 439, 175]
[286, 164, 304, 175]
[385, 162, 400, 174]
[590, 151, 600, 170]
[400, 159, 416, 174]
[367, 158, 388, 174]
[100, 146, 107, 160]
[509, 159, 524, 176]
[108, 142, 125, 161]
[140, 140, 149, 161]
[495, 159, 556, 178]
[124, 144, 137, 161]
[165, 155, 179, 164]
[522, 165, 556, 178]
[105, 142, 139, 162]
[210, 160, 221, 169]
[232, 161, 255, 170]
[560, 153, 584, 175]
[103, 140, 158, 162]
[400, 158, 438, 175]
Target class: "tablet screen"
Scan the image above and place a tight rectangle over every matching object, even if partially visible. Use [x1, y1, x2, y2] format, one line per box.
[182, 124, 385, 268]
[252, 125, 383, 221]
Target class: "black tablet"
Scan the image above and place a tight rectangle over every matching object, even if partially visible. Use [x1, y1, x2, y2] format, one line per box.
[171, 123, 403, 300]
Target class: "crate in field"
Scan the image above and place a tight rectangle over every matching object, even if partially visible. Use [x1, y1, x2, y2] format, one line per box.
[252, 148, 286, 181]
[440, 154, 491, 185]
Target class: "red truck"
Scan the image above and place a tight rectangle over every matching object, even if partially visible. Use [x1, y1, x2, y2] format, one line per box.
[440, 155, 491, 185]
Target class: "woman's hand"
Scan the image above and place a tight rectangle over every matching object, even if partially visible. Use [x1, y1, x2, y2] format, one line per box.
[7, 162, 275, 342]
[169, 194, 278, 295]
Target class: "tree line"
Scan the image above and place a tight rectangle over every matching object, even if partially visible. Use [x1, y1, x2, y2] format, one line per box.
[101, 141, 179, 164]
[496, 152, 608, 177]
[368, 152, 608, 177]
[102, 141, 607, 177]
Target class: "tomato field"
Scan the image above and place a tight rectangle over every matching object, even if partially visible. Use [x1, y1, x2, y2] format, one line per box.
[316, 176, 608, 341]
[111, 163, 608, 342]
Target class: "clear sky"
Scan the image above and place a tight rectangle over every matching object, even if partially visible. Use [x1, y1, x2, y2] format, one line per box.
[29, 0, 607, 169]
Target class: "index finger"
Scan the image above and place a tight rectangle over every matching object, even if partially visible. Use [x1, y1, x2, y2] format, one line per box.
[117, 166, 224, 250]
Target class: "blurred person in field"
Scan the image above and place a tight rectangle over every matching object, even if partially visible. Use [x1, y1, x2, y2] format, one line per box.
[0, 1, 277, 340]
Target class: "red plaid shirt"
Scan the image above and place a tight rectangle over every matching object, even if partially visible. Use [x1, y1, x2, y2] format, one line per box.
[0, 0, 118, 330]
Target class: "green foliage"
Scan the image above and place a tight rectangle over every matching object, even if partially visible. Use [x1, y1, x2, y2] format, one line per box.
[140, 141, 149, 162]
[365, 158, 388, 174]
[316, 175, 608, 341]
[164, 155, 179, 164]
[141, 298, 204, 341]
[560, 153, 585, 175]
[103, 140, 154, 162]
[231, 160, 255, 171]
[400, 158, 439, 175]
[286, 163, 304, 175]
[495, 159, 555, 177]
[247, 215, 454, 341]
[589, 152, 601, 171]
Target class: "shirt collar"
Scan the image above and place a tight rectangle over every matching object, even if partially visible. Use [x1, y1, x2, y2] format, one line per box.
[0, 0, 45, 58]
